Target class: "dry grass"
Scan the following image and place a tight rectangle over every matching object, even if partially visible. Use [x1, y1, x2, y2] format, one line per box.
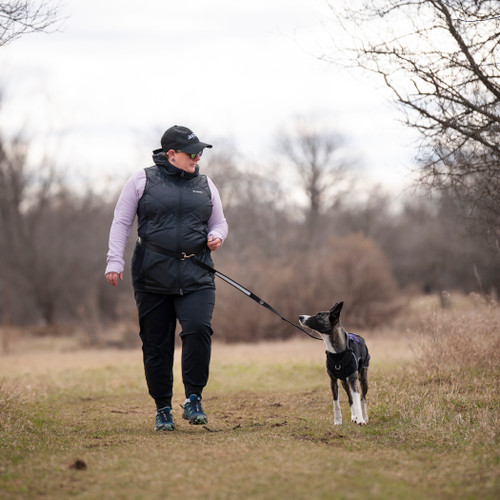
[402, 294, 500, 452]
[0, 298, 499, 499]
[411, 293, 500, 373]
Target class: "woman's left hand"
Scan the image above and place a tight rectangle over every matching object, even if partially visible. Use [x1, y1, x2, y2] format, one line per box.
[207, 235, 222, 251]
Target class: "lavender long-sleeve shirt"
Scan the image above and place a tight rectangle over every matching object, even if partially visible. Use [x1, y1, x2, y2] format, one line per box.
[105, 169, 228, 275]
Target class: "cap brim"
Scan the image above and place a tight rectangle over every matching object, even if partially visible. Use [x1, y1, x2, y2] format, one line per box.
[182, 142, 213, 154]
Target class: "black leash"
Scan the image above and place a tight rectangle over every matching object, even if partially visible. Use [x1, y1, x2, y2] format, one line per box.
[137, 238, 321, 341]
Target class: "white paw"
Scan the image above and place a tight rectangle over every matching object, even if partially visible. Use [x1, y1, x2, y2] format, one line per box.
[351, 415, 366, 425]
[334, 418, 343, 426]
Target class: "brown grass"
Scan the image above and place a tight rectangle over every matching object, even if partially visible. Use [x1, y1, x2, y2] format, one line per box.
[0, 296, 499, 499]
[400, 294, 500, 453]
[411, 293, 500, 373]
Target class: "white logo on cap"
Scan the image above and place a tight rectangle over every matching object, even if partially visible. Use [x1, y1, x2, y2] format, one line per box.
[187, 133, 197, 140]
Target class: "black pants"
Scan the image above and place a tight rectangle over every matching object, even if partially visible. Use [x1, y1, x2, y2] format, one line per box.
[134, 288, 215, 410]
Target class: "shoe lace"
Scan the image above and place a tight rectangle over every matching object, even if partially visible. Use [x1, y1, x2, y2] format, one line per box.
[187, 400, 203, 414]
[158, 408, 171, 421]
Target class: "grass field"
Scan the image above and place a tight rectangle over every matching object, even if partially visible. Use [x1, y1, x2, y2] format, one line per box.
[0, 298, 499, 499]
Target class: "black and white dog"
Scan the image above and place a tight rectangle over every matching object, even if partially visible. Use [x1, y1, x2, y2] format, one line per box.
[299, 301, 370, 425]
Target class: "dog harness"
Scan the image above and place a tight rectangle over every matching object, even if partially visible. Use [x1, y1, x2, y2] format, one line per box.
[325, 333, 370, 379]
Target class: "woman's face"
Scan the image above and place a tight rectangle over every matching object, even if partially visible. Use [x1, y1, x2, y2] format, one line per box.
[169, 150, 201, 173]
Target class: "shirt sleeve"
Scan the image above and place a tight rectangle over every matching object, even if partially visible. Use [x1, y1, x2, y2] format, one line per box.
[105, 170, 146, 275]
[206, 176, 229, 242]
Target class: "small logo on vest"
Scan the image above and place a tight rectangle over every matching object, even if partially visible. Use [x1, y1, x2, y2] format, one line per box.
[192, 190, 204, 194]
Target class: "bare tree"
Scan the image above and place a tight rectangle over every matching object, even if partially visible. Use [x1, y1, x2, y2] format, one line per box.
[0, 126, 64, 325]
[328, 0, 500, 234]
[277, 118, 353, 241]
[205, 143, 295, 259]
[0, 0, 60, 46]
[0, 117, 118, 335]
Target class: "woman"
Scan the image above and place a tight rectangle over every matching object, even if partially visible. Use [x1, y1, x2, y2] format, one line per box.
[105, 125, 228, 431]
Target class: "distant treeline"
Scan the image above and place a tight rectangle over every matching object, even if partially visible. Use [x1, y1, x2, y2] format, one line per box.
[0, 137, 498, 344]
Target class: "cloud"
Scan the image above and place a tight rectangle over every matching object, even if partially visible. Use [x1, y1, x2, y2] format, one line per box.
[0, 0, 417, 193]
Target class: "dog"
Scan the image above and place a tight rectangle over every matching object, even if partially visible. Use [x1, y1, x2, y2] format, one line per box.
[299, 301, 370, 425]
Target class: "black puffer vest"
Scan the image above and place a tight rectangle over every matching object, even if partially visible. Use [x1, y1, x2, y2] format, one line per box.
[131, 156, 214, 294]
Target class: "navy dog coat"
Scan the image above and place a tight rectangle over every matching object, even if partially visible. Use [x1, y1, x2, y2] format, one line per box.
[326, 333, 370, 379]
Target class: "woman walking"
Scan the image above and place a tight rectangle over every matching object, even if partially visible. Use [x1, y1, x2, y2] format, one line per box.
[105, 125, 228, 431]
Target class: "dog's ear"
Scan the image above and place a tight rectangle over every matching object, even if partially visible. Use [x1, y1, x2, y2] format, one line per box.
[329, 301, 343, 323]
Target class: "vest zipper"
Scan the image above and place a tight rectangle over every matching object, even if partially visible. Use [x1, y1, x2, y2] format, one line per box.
[177, 181, 183, 293]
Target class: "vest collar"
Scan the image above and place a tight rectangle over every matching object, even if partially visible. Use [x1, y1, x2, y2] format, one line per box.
[152, 151, 200, 178]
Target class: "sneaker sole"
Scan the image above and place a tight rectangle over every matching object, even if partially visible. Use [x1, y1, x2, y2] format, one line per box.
[182, 414, 208, 425]
[155, 424, 175, 431]
[189, 417, 208, 425]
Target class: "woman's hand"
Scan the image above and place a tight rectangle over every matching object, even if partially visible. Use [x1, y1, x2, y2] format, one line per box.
[106, 272, 123, 287]
[207, 235, 222, 251]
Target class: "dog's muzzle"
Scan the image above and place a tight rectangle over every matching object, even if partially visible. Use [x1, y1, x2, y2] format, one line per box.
[299, 315, 310, 325]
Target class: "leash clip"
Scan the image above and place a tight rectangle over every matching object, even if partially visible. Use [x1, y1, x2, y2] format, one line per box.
[181, 252, 196, 260]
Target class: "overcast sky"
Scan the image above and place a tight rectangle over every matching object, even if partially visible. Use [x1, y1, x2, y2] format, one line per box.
[0, 0, 417, 194]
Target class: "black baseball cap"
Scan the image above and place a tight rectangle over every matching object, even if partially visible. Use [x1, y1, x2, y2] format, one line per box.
[160, 125, 212, 154]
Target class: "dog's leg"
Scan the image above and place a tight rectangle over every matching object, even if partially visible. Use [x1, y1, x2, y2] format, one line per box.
[359, 367, 369, 424]
[344, 374, 366, 425]
[329, 374, 342, 425]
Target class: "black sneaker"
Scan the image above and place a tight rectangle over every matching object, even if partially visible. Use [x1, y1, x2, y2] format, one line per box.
[155, 406, 175, 431]
[182, 394, 208, 425]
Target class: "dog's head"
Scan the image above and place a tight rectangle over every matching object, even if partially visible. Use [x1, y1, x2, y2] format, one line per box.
[299, 301, 343, 335]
